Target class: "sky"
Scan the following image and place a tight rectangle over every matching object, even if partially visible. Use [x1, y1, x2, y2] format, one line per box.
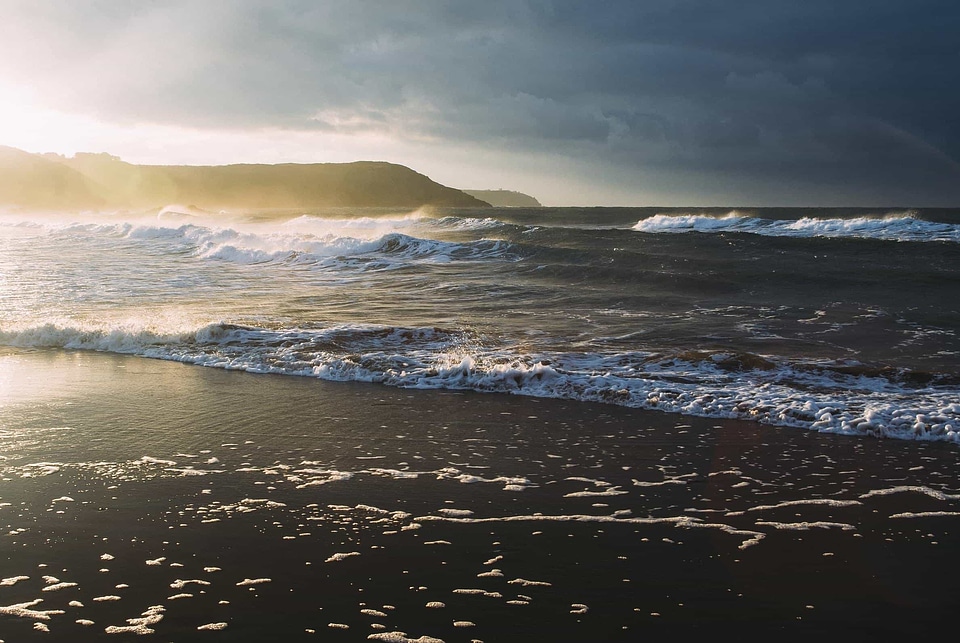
[1, 0, 959, 206]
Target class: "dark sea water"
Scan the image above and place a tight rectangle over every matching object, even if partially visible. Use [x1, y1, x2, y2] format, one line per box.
[4, 206, 960, 642]
[2, 205, 959, 442]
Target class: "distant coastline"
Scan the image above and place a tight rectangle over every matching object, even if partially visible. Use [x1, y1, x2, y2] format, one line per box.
[0, 146, 493, 211]
[462, 189, 541, 207]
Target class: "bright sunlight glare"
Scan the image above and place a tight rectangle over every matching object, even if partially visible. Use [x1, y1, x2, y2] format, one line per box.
[0, 80, 412, 169]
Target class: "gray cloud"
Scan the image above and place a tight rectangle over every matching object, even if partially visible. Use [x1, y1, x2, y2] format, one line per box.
[1, 0, 958, 204]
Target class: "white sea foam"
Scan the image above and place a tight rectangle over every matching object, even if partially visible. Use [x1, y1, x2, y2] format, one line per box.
[33, 216, 517, 274]
[859, 486, 960, 501]
[42, 581, 78, 592]
[139, 456, 177, 466]
[3, 207, 959, 449]
[325, 552, 361, 563]
[416, 512, 765, 549]
[889, 511, 960, 519]
[477, 569, 503, 578]
[0, 599, 65, 620]
[754, 521, 856, 531]
[632, 212, 960, 242]
[197, 622, 228, 631]
[747, 499, 863, 512]
[564, 486, 628, 498]
[171, 579, 211, 589]
[367, 632, 444, 643]
[436, 508, 474, 517]
[361, 608, 389, 618]
[508, 578, 552, 587]
[104, 604, 165, 635]
[0, 576, 29, 586]
[4, 321, 956, 444]
[633, 212, 747, 233]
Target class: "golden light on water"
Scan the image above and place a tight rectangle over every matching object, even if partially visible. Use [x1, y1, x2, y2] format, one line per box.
[0, 352, 13, 403]
[0, 350, 51, 405]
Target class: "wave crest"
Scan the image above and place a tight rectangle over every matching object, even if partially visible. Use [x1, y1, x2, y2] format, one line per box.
[3, 321, 957, 443]
[34, 218, 519, 269]
[633, 212, 960, 242]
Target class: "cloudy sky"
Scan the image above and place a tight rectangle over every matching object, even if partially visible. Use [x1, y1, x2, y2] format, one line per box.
[1, 0, 958, 205]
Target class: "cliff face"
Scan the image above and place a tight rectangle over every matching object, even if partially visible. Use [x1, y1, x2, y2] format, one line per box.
[0, 147, 490, 210]
[462, 189, 541, 207]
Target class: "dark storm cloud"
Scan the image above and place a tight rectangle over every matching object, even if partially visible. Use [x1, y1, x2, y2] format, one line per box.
[2, 0, 959, 203]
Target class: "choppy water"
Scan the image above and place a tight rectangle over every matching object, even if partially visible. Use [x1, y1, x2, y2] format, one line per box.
[2, 205, 959, 442]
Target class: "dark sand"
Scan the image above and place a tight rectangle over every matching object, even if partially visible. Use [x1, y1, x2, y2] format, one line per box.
[1, 349, 960, 641]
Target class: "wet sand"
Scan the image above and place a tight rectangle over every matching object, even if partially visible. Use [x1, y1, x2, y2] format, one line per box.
[2, 349, 960, 641]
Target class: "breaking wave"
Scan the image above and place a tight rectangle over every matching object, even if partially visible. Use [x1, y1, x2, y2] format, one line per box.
[632, 212, 960, 242]
[41, 219, 518, 268]
[2, 321, 957, 444]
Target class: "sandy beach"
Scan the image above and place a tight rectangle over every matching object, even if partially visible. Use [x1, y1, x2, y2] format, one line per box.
[1, 349, 959, 641]
[4, 1, 960, 639]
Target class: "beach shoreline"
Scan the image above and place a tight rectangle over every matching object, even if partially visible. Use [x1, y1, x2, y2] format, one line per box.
[2, 349, 960, 641]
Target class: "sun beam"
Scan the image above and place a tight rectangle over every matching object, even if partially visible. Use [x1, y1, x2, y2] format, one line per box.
[0, 82, 94, 155]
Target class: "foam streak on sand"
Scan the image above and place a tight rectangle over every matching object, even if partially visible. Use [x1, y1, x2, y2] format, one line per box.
[197, 622, 228, 631]
[859, 486, 960, 501]
[41, 581, 78, 592]
[325, 552, 361, 563]
[890, 511, 960, 519]
[170, 579, 211, 589]
[0, 599, 65, 620]
[746, 499, 863, 512]
[754, 521, 857, 531]
[367, 633, 445, 643]
[414, 512, 766, 549]
[104, 605, 164, 635]
[0, 576, 30, 586]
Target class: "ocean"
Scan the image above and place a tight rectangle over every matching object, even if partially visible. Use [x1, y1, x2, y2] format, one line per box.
[3, 206, 960, 640]
[2, 206, 958, 442]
